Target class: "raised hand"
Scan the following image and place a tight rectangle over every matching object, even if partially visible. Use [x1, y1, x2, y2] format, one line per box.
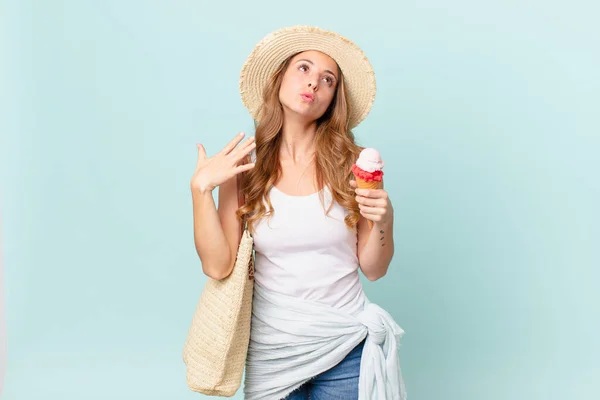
[191, 132, 256, 193]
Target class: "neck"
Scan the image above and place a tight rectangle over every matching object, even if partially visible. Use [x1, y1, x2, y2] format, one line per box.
[280, 117, 318, 163]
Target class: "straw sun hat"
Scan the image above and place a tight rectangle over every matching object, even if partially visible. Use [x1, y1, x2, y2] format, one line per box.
[239, 25, 376, 129]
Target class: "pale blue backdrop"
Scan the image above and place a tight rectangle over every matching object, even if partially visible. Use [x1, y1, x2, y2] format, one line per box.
[1, 0, 598, 399]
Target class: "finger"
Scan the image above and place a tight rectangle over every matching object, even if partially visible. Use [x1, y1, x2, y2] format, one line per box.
[359, 213, 378, 223]
[356, 196, 387, 208]
[355, 188, 387, 199]
[359, 210, 381, 222]
[359, 205, 386, 216]
[234, 163, 256, 174]
[233, 140, 257, 162]
[358, 205, 386, 215]
[349, 180, 358, 188]
[231, 136, 256, 157]
[219, 132, 246, 156]
[196, 144, 207, 168]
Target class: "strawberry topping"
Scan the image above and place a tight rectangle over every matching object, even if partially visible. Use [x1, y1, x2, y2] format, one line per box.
[351, 164, 383, 182]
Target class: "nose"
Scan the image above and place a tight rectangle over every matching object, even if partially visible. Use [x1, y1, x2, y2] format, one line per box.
[307, 80, 318, 92]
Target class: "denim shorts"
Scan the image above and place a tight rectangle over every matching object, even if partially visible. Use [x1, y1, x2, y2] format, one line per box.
[282, 339, 365, 400]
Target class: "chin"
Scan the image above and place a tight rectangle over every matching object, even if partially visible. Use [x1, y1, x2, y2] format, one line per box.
[282, 103, 320, 122]
[299, 103, 328, 120]
[294, 110, 323, 124]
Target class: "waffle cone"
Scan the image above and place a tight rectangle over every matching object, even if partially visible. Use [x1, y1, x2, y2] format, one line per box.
[355, 178, 381, 190]
[354, 176, 383, 229]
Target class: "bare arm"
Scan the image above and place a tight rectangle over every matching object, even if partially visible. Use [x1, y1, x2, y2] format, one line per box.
[191, 176, 239, 280]
[190, 133, 255, 280]
[354, 182, 395, 281]
[357, 213, 395, 281]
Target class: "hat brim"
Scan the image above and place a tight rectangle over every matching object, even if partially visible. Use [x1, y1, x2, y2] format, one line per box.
[239, 26, 376, 130]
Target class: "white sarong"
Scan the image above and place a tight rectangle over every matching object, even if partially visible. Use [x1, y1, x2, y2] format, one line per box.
[243, 283, 407, 400]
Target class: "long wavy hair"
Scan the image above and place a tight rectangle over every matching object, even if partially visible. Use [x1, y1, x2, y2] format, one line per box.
[237, 53, 363, 233]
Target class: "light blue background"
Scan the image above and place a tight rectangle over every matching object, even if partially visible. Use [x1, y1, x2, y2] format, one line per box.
[1, 0, 599, 399]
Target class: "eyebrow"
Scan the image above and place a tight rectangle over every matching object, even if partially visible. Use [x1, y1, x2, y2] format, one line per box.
[295, 59, 338, 80]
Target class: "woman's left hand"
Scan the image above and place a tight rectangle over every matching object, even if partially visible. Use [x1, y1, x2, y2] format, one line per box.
[350, 180, 393, 225]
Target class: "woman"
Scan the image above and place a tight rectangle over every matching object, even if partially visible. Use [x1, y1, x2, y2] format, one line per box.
[190, 26, 406, 400]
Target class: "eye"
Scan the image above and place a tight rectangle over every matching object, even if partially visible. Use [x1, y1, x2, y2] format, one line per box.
[322, 76, 335, 87]
[298, 63, 309, 72]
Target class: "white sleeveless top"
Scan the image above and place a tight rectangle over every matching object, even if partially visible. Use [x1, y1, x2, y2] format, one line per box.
[252, 185, 365, 315]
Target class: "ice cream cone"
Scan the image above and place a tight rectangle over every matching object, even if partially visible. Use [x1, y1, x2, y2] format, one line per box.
[352, 148, 385, 230]
[355, 177, 381, 191]
[354, 176, 382, 229]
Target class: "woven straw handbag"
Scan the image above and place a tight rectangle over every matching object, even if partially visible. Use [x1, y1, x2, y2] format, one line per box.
[182, 173, 255, 397]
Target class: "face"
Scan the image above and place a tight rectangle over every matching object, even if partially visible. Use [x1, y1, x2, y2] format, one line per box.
[278, 50, 339, 123]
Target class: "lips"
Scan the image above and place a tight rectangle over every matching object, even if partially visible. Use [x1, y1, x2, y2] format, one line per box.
[300, 93, 315, 103]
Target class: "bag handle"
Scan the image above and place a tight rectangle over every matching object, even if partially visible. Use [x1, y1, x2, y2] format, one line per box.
[236, 155, 250, 237]
[236, 159, 254, 281]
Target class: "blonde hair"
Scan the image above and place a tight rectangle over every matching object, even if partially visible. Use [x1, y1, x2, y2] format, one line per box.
[237, 53, 362, 232]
